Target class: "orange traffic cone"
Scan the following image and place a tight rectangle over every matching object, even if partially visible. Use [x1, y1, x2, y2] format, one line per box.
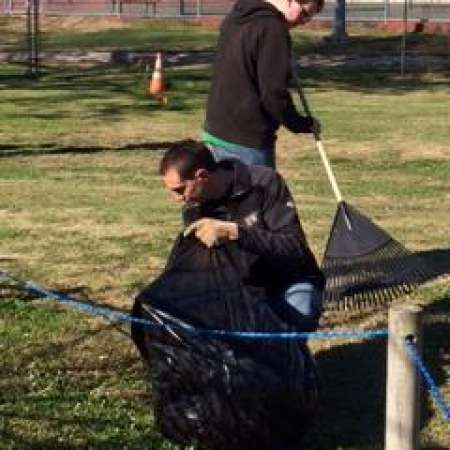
[147, 51, 167, 105]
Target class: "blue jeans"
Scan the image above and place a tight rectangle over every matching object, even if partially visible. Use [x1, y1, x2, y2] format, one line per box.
[208, 144, 275, 168]
[279, 282, 323, 332]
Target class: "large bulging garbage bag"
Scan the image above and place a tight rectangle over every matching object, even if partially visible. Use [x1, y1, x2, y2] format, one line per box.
[131, 235, 319, 450]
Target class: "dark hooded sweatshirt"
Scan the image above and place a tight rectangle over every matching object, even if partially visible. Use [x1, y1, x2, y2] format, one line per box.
[204, 0, 312, 151]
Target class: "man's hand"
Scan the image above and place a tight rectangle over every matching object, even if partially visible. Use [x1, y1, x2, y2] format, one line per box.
[184, 218, 239, 248]
[310, 117, 321, 135]
[299, 115, 321, 135]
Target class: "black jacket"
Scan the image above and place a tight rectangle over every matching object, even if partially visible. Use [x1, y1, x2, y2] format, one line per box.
[183, 161, 324, 292]
[204, 0, 312, 150]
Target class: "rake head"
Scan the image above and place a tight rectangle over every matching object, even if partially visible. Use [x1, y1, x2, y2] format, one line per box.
[322, 202, 432, 310]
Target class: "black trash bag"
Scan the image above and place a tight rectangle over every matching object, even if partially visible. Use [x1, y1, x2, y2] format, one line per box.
[131, 235, 319, 450]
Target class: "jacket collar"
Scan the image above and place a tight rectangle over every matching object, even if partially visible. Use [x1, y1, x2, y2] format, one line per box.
[229, 160, 253, 198]
[203, 160, 253, 207]
[213, 160, 253, 200]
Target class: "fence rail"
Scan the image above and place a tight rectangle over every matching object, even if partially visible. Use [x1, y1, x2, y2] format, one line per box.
[2, 0, 450, 21]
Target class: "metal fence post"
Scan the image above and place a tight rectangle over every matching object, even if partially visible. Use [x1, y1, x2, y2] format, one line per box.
[196, 0, 202, 17]
[331, 0, 347, 44]
[25, 0, 40, 78]
[115, 0, 123, 16]
[400, 0, 408, 77]
[385, 305, 422, 450]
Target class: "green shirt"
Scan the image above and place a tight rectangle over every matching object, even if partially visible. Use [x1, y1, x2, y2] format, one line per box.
[201, 130, 242, 150]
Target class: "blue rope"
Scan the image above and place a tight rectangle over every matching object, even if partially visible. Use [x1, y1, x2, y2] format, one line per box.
[199, 328, 388, 341]
[1, 269, 388, 342]
[4, 270, 449, 424]
[404, 339, 450, 421]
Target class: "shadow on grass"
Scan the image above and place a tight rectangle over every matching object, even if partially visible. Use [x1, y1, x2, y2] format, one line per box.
[305, 290, 449, 450]
[0, 410, 117, 427]
[416, 248, 450, 282]
[0, 62, 210, 129]
[0, 141, 174, 158]
[301, 32, 450, 56]
[0, 419, 165, 450]
[304, 338, 387, 449]
[296, 65, 450, 96]
[420, 295, 449, 450]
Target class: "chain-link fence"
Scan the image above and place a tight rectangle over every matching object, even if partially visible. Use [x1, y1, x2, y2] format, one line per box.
[2, 0, 450, 21]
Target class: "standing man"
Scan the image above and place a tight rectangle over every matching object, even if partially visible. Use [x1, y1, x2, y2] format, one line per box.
[202, 0, 324, 167]
[160, 139, 325, 331]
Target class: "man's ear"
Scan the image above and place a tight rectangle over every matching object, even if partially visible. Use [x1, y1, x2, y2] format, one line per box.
[195, 168, 209, 181]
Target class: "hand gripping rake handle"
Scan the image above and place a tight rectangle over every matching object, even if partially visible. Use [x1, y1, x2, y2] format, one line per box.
[290, 61, 344, 204]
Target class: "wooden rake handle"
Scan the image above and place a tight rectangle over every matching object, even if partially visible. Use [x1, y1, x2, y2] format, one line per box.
[291, 60, 344, 204]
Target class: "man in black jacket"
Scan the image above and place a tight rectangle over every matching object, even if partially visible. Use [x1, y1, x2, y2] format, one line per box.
[160, 139, 324, 331]
[201, 0, 324, 168]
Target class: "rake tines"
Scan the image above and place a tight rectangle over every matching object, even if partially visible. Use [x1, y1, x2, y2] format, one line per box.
[322, 202, 432, 310]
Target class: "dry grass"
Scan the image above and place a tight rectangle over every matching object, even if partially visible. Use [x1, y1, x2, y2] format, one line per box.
[1, 16, 149, 34]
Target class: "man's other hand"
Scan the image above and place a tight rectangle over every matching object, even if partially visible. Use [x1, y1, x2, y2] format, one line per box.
[184, 218, 239, 248]
[299, 115, 321, 135]
[310, 117, 321, 135]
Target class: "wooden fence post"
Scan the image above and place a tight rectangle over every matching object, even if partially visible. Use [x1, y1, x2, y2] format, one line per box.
[385, 304, 423, 450]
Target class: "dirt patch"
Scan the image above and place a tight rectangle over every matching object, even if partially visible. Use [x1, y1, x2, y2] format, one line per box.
[378, 20, 450, 34]
[312, 140, 450, 161]
[398, 142, 450, 160]
[0, 15, 136, 34]
[40, 16, 136, 33]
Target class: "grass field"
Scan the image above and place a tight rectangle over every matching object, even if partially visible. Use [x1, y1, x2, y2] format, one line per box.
[1, 17, 449, 450]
